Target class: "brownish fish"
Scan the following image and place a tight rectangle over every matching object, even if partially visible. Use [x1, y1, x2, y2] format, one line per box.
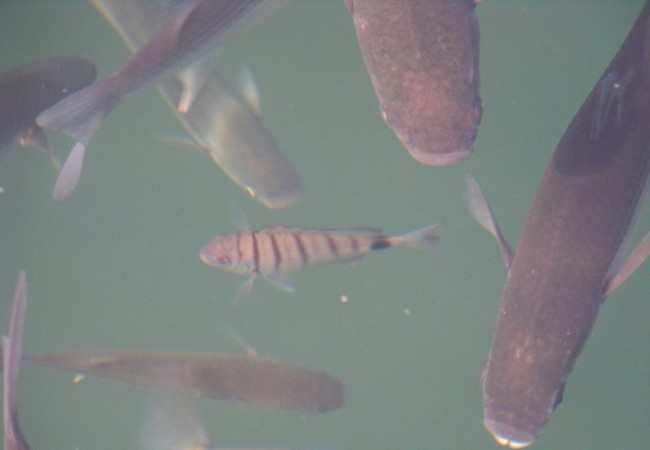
[467, 1, 650, 446]
[27, 349, 346, 413]
[346, 0, 482, 165]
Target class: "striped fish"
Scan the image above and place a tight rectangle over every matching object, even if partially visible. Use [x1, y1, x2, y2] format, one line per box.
[200, 223, 440, 298]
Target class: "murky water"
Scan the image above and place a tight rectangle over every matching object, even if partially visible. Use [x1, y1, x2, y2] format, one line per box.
[0, 2, 648, 449]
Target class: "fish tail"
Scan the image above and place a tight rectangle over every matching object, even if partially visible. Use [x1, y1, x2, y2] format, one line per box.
[392, 224, 441, 249]
[36, 77, 118, 146]
[37, 78, 118, 200]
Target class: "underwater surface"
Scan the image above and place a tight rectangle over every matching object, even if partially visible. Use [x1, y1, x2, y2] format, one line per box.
[0, 1, 648, 449]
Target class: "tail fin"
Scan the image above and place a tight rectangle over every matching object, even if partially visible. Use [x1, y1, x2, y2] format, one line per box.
[397, 224, 441, 249]
[37, 78, 118, 200]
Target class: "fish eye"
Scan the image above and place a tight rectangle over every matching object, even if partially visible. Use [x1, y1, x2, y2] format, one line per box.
[216, 256, 230, 266]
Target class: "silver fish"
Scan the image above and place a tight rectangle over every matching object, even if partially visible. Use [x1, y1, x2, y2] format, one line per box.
[345, 0, 482, 166]
[200, 223, 440, 298]
[466, 1, 650, 446]
[37, 0, 285, 201]
[0, 56, 96, 155]
[3, 272, 30, 450]
[92, 0, 302, 208]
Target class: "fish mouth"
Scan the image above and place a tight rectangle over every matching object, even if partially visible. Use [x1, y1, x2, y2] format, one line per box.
[409, 146, 474, 166]
[198, 248, 215, 266]
[484, 418, 537, 449]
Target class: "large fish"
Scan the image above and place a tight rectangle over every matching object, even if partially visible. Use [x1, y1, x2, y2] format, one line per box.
[92, 0, 302, 208]
[200, 223, 440, 299]
[0, 56, 96, 154]
[466, 1, 650, 446]
[345, 0, 482, 166]
[26, 349, 346, 413]
[3, 272, 30, 450]
[37, 0, 286, 201]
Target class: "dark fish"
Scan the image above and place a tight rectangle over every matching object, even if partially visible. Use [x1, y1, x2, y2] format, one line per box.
[92, 0, 302, 209]
[3, 272, 30, 450]
[200, 223, 440, 299]
[466, 2, 650, 446]
[345, 0, 482, 165]
[27, 349, 346, 413]
[0, 56, 96, 153]
[37, 0, 285, 201]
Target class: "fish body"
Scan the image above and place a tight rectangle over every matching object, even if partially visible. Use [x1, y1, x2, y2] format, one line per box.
[92, 0, 302, 208]
[346, 0, 481, 165]
[0, 56, 96, 152]
[27, 349, 346, 413]
[200, 224, 439, 296]
[3, 272, 30, 450]
[471, 2, 650, 447]
[37, 0, 283, 201]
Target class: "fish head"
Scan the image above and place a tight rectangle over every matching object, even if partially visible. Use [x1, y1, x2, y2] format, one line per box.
[484, 383, 563, 447]
[199, 233, 250, 275]
[482, 363, 567, 449]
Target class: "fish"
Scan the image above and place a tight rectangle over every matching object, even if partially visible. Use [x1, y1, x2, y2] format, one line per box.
[0, 56, 96, 155]
[92, 0, 302, 208]
[26, 349, 347, 413]
[345, 0, 482, 166]
[466, 1, 650, 446]
[36, 0, 287, 201]
[200, 223, 440, 299]
[3, 271, 31, 450]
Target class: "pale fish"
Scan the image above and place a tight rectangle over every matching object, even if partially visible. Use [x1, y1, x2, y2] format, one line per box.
[200, 223, 440, 298]
[91, 0, 302, 208]
[36, 0, 286, 201]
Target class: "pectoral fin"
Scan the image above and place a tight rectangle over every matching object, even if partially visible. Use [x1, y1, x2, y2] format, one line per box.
[604, 230, 650, 298]
[52, 142, 86, 201]
[465, 175, 514, 269]
[264, 272, 294, 293]
[176, 56, 215, 114]
[234, 273, 257, 303]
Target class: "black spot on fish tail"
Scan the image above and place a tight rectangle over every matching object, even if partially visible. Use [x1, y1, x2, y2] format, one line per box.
[370, 237, 392, 251]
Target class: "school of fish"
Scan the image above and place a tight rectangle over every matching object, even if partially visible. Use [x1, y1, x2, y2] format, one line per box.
[1, 1, 649, 449]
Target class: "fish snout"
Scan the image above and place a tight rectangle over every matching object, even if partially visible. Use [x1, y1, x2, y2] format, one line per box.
[483, 418, 537, 449]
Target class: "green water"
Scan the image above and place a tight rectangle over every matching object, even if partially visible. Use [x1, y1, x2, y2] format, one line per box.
[0, 1, 648, 449]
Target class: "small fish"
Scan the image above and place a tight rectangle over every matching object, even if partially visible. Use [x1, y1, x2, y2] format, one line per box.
[37, 0, 286, 201]
[200, 223, 440, 298]
[92, 0, 302, 208]
[26, 349, 346, 413]
[3, 272, 31, 450]
[345, 0, 482, 165]
[0, 56, 96, 156]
